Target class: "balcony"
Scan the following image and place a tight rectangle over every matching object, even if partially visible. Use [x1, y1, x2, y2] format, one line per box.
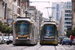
[72, 0, 75, 2]
[13, 5, 18, 16]
[22, 0, 29, 2]
[0, 0, 3, 1]
[0, 0, 3, 3]
[4, 0, 12, 11]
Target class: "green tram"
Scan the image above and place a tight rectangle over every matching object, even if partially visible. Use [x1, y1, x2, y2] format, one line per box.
[13, 17, 38, 45]
[40, 21, 58, 45]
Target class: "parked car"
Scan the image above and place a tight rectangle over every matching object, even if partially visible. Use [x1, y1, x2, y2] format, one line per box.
[58, 36, 68, 44]
[6, 36, 13, 45]
[9, 36, 13, 41]
[3, 36, 9, 42]
[9, 36, 13, 43]
[62, 38, 72, 45]
[72, 38, 75, 45]
[0, 37, 2, 43]
[58, 38, 60, 43]
[0, 36, 4, 44]
[3, 36, 13, 43]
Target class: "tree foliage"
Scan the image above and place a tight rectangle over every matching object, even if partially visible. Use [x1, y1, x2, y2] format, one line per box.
[72, 28, 75, 36]
[0, 21, 3, 31]
[6, 27, 13, 34]
[1, 24, 8, 33]
[66, 30, 72, 37]
[66, 27, 75, 37]
[0, 21, 13, 35]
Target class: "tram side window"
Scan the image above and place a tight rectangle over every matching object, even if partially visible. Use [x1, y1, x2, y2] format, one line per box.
[32, 25, 34, 36]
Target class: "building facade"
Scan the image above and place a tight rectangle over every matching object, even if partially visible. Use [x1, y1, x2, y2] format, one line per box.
[21, 0, 43, 34]
[0, 0, 4, 22]
[0, 0, 25, 24]
[59, 2, 72, 36]
[63, 2, 72, 31]
[52, 2, 64, 22]
[72, 0, 75, 30]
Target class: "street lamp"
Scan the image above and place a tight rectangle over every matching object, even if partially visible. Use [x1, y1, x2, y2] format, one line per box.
[30, 1, 49, 3]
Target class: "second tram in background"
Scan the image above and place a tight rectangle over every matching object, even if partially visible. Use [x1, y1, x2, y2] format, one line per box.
[40, 21, 58, 45]
[13, 17, 38, 45]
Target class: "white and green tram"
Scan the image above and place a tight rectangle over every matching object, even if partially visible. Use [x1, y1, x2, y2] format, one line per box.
[13, 17, 38, 45]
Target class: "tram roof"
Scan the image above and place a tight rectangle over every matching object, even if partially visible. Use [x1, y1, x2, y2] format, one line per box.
[15, 17, 31, 22]
[41, 21, 56, 26]
[14, 17, 36, 25]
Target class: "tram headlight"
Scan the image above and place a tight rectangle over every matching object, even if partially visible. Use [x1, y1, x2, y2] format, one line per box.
[13, 22, 15, 24]
[27, 37, 29, 39]
[54, 39, 56, 41]
[30, 22, 33, 24]
[49, 37, 51, 38]
[16, 37, 18, 39]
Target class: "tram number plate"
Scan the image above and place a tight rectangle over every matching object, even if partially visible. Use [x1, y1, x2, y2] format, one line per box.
[19, 37, 26, 39]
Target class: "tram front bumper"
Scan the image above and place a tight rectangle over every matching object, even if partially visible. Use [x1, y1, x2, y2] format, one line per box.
[16, 38, 30, 41]
[15, 39, 31, 44]
[42, 39, 57, 44]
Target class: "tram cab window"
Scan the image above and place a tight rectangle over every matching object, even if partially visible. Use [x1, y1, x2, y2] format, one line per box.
[43, 25, 55, 37]
[16, 23, 30, 35]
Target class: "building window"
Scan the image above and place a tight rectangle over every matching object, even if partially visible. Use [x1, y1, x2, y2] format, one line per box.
[65, 18, 71, 20]
[65, 26, 71, 28]
[66, 2, 72, 5]
[66, 6, 72, 9]
[14, 0, 16, 2]
[65, 14, 72, 17]
[17, 8, 20, 15]
[65, 10, 71, 13]
[65, 22, 71, 24]
[67, 26, 71, 28]
[17, 0, 20, 6]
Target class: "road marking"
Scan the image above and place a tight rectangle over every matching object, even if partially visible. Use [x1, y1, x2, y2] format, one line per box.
[54, 46, 57, 50]
[58, 44, 66, 50]
[36, 46, 42, 50]
[61, 45, 75, 50]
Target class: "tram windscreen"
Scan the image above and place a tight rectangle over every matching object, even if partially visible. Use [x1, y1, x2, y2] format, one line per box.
[16, 22, 29, 35]
[43, 25, 55, 38]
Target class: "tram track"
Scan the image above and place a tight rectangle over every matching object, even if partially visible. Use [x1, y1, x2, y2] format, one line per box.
[21, 46, 31, 50]
[36, 45, 42, 50]
[54, 46, 57, 50]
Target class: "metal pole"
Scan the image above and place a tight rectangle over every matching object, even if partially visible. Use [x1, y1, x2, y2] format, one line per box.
[25, 2, 28, 17]
[4, 3, 7, 23]
[46, 8, 49, 17]
[49, 17, 52, 21]
[12, 2, 14, 26]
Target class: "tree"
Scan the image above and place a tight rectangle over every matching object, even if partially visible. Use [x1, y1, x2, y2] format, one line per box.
[66, 30, 72, 37]
[66, 27, 75, 37]
[0, 21, 3, 32]
[72, 28, 75, 36]
[5, 26, 13, 39]
[1, 24, 8, 33]
[6, 27, 13, 35]
[10, 27, 13, 34]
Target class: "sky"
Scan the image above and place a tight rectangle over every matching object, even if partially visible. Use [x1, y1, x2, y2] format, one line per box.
[30, 0, 71, 18]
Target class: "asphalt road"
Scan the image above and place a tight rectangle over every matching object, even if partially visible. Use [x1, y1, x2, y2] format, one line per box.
[0, 43, 75, 50]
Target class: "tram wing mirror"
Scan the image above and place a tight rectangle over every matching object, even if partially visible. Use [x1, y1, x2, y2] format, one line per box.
[30, 22, 33, 24]
[40, 27, 42, 30]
